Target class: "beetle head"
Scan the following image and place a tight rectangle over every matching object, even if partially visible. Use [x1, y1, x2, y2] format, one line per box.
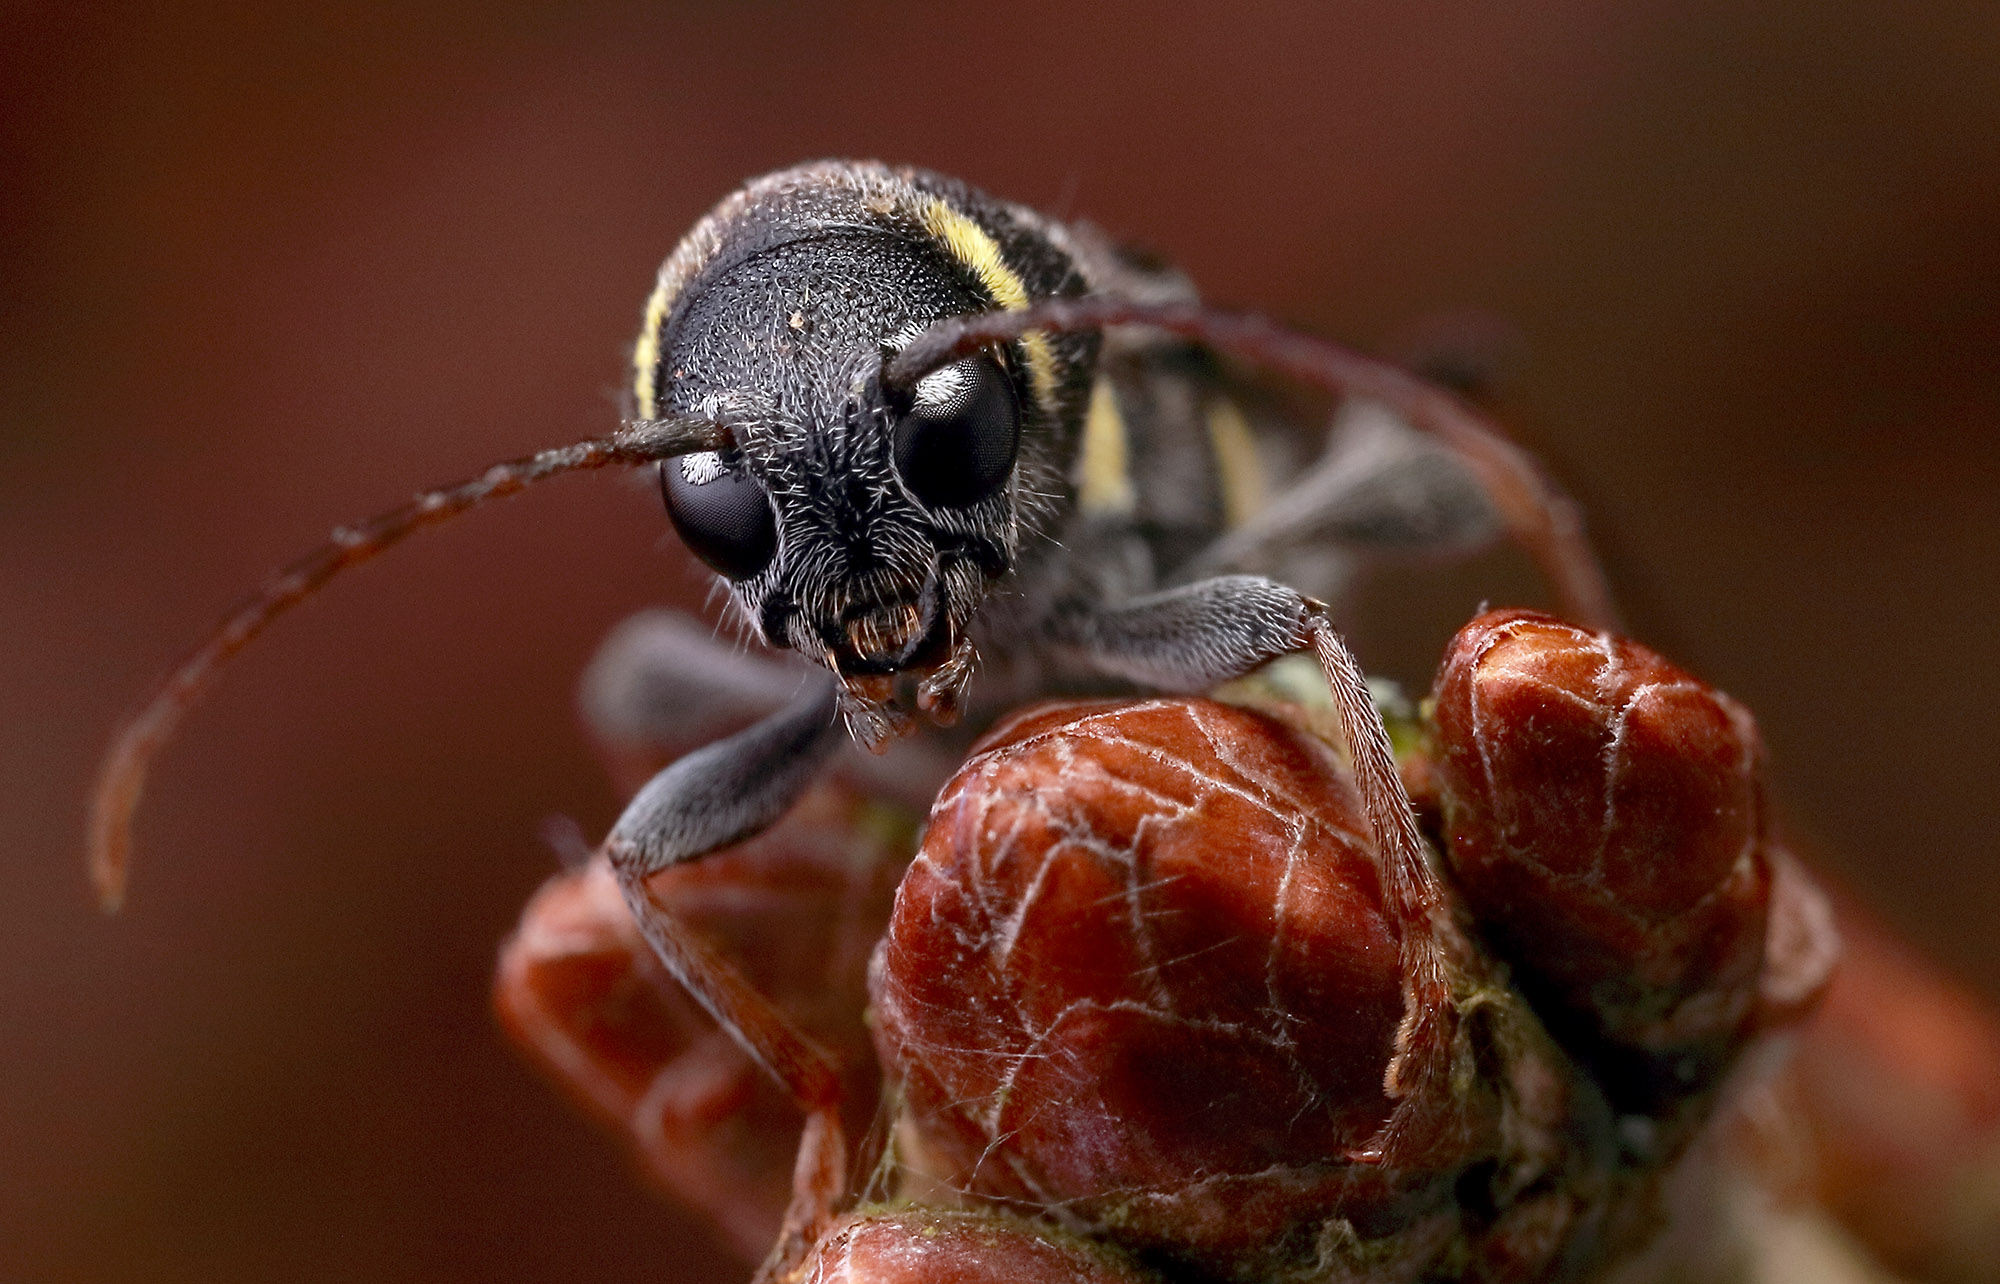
[648, 228, 1038, 730]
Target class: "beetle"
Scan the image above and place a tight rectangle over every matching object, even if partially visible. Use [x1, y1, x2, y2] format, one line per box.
[86, 161, 1621, 1247]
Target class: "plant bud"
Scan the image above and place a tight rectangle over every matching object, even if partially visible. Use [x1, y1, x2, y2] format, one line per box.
[796, 1209, 1161, 1284]
[1427, 609, 1774, 1099]
[871, 697, 1566, 1281]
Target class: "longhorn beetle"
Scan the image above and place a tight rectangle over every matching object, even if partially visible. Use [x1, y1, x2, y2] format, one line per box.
[88, 160, 1616, 1245]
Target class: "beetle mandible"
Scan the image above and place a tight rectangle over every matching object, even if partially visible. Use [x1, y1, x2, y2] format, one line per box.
[87, 164, 1618, 1221]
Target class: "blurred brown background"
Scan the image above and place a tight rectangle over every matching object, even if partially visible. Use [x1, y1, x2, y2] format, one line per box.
[3, 2, 1995, 1280]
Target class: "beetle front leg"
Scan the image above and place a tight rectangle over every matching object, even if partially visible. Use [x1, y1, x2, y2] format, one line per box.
[600, 675, 852, 1263]
[1062, 576, 1465, 1155]
[1056, 574, 1314, 693]
[1059, 575, 1439, 921]
[606, 671, 844, 876]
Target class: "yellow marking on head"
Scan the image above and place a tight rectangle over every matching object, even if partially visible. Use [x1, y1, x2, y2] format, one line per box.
[1204, 396, 1267, 528]
[633, 273, 675, 413]
[1077, 377, 1138, 515]
[917, 198, 1060, 412]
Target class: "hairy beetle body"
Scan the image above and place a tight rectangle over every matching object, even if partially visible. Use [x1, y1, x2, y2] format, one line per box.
[631, 161, 1479, 744]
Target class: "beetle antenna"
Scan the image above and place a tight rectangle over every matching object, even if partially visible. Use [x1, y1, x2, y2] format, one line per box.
[888, 298, 1619, 632]
[87, 416, 727, 912]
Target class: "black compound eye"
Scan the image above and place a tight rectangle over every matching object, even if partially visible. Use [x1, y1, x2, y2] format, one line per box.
[660, 452, 777, 580]
[892, 356, 1020, 509]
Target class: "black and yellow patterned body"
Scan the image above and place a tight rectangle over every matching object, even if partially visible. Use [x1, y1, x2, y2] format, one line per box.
[582, 160, 1504, 943]
[628, 162, 1346, 725]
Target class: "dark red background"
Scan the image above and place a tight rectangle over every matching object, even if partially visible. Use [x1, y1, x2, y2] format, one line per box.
[4, 3, 1995, 1280]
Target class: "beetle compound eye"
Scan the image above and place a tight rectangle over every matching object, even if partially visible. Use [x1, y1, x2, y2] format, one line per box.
[660, 452, 778, 580]
[892, 356, 1020, 509]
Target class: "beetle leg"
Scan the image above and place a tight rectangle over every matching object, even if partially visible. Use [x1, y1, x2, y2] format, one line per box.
[581, 609, 809, 759]
[600, 677, 852, 1249]
[582, 610, 959, 810]
[609, 855, 852, 1277]
[1183, 398, 1499, 588]
[1060, 578, 1468, 1162]
[605, 671, 844, 878]
[1052, 574, 1314, 693]
[1055, 577, 1428, 886]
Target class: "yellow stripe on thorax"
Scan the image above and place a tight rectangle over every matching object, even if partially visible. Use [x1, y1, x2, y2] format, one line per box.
[1077, 377, 1138, 515]
[632, 274, 675, 413]
[1204, 395, 1267, 527]
[916, 198, 1060, 414]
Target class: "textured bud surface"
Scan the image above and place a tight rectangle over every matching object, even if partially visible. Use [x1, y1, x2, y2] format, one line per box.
[1429, 610, 1773, 1083]
[799, 1209, 1161, 1284]
[872, 697, 1515, 1278]
[503, 616, 1870, 1281]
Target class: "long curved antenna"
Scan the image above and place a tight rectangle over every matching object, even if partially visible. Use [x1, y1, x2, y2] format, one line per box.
[887, 298, 1619, 632]
[87, 416, 727, 912]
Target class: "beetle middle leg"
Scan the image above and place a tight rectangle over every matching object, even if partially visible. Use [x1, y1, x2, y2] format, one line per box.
[581, 610, 814, 764]
[887, 296, 1620, 631]
[1183, 397, 1503, 591]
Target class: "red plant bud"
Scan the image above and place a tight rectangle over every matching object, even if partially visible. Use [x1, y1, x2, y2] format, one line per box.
[500, 616, 1850, 1281]
[493, 785, 906, 1260]
[1427, 609, 1774, 1078]
[797, 1209, 1161, 1284]
[871, 697, 1587, 1281]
